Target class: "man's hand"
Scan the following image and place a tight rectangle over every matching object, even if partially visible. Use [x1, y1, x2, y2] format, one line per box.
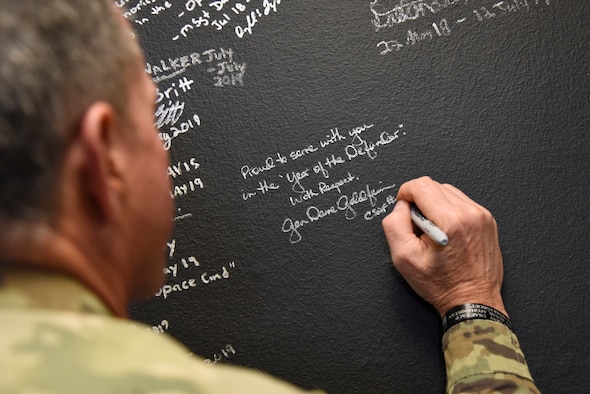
[382, 177, 507, 317]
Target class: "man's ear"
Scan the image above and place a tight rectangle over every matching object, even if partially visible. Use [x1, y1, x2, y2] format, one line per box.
[77, 102, 128, 222]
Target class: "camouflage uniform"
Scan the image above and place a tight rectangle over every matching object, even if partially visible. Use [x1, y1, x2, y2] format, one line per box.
[0, 271, 539, 393]
[443, 320, 540, 393]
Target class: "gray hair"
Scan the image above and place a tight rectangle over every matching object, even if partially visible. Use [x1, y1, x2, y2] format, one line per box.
[0, 0, 140, 224]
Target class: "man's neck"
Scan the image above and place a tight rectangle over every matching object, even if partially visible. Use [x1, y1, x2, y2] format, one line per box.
[0, 222, 129, 317]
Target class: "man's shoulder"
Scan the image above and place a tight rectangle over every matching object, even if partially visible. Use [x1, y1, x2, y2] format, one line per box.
[0, 308, 195, 381]
[0, 309, 320, 394]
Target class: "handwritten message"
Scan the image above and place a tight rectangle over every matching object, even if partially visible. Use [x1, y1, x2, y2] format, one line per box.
[238, 122, 408, 244]
[116, 0, 284, 40]
[168, 156, 204, 201]
[130, 319, 171, 334]
[154, 238, 238, 299]
[152, 68, 201, 152]
[148, 47, 246, 89]
[373, 0, 553, 56]
[154, 260, 237, 300]
[204, 344, 237, 364]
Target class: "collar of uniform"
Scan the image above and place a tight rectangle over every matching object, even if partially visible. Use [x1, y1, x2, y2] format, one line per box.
[0, 268, 112, 316]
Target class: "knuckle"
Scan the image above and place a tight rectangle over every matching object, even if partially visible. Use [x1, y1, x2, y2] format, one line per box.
[404, 176, 433, 196]
[415, 176, 433, 188]
[450, 204, 497, 234]
[475, 205, 495, 224]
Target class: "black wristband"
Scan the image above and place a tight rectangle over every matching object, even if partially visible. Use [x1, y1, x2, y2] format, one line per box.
[442, 303, 513, 333]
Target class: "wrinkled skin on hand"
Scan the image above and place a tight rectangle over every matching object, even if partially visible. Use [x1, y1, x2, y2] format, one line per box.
[382, 177, 507, 317]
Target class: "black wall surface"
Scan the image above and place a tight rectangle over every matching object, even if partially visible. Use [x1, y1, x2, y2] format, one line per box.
[121, 1, 590, 393]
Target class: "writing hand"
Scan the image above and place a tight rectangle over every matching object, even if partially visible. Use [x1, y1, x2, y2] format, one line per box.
[382, 177, 507, 316]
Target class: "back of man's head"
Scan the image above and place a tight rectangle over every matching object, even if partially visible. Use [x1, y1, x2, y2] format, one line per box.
[0, 0, 138, 225]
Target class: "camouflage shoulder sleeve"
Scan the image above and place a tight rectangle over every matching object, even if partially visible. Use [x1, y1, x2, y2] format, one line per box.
[442, 320, 541, 394]
[0, 310, 325, 394]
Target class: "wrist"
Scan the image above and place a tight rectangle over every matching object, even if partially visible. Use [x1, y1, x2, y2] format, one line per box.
[441, 303, 512, 333]
[434, 291, 508, 318]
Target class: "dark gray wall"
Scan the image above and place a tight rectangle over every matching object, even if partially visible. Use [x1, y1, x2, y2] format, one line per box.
[124, 1, 590, 393]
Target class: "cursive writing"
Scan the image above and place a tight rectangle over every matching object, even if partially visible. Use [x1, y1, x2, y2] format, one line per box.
[282, 183, 396, 244]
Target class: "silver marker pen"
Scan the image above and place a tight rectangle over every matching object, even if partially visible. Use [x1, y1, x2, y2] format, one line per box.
[410, 204, 448, 246]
